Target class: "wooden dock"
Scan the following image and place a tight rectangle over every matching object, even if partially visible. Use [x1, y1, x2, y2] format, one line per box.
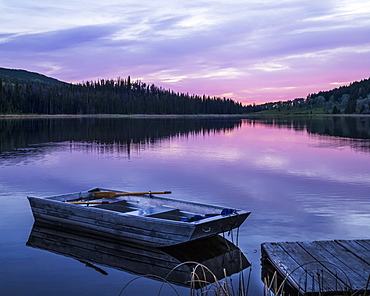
[261, 239, 370, 295]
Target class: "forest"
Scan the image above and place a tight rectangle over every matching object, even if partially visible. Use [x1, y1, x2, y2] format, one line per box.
[1, 67, 370, 115]
[0, 68, 245, 115]
[246, 77, 370, 114]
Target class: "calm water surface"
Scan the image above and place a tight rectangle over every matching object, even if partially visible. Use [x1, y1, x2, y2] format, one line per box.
[1, 116, 370, 295]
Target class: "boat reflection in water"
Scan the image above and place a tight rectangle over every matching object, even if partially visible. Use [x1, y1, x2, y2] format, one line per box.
[26, 222, 250, 289]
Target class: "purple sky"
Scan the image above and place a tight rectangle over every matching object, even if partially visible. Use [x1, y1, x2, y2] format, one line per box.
[1, 1, 370, 105]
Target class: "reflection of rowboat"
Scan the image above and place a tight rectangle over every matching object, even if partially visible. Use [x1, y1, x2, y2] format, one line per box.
[27, 187, 250, 247]
[26, 222, 250, 288]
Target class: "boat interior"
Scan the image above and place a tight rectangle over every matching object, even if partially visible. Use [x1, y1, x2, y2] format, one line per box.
[94, 200, 216, 222]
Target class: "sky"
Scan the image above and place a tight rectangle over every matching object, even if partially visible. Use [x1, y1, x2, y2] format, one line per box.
[1, 0, 370, 105]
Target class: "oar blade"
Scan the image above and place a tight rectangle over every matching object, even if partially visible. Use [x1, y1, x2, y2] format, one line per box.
[93, 191, 117, 198]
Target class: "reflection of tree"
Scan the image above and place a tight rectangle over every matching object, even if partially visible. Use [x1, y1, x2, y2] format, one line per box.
[0, 118, 242, 156]
[244, 116, 370, 153]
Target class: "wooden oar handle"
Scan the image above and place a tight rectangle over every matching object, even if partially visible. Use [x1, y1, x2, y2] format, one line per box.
[115, 191, 172, 196]
[93, 190, 172, 199]
[68, 201, 110, 204]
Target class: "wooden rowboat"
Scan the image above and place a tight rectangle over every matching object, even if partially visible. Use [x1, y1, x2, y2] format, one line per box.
[27, 187, 251, 247]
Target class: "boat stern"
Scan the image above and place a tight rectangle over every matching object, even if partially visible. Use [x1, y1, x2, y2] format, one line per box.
[188, 210, 250, 242]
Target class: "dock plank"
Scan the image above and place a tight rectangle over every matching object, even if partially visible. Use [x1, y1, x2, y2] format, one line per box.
[297, 241, 353, 292]
[262, 242, 307, 293]
[355, 240, 370, 252]
[336, 240, 370, 265]
[277, 241, 337, 293]
[300, 241, 365, 291]
[315, 240, 369, 284]
[262, 239, 370, 295]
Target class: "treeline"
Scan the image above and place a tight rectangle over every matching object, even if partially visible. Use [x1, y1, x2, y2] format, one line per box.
[245, 77, 370, 114]
[3, 67, 370, 115]
[0, 75, 246, 115]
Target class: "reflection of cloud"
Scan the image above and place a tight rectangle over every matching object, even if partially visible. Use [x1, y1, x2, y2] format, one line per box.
[255, 155, 287, 169]
[293, 192, 370, 233]
[346, 214, 370, 227]
[287, 167, 370, 185]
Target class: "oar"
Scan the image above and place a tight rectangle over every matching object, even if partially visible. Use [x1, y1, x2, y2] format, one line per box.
[93, 191, 172, 199]
[68, 201, 110, 205]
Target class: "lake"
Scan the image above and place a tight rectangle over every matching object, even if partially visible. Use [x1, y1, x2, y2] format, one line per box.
[1, 115, 370, 295]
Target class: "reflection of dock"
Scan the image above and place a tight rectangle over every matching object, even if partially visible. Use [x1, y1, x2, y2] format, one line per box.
[27, 222, 250, 288]
[261, 240, 370, 295]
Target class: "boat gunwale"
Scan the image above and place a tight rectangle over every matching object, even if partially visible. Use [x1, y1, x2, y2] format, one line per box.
[27, 187, 251, 225]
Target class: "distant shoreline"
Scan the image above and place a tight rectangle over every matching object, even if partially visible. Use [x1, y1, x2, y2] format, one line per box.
[0, 113, 369, 119]
[0, 114, 251, 119]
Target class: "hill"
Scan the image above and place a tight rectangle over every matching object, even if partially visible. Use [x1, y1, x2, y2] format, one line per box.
[0, 68, 68, 86]
[0, 68, 245, 115]
[247, 77, 370, 114]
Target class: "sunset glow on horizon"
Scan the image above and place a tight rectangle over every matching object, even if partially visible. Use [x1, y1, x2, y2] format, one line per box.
[1, 0, 370, 105]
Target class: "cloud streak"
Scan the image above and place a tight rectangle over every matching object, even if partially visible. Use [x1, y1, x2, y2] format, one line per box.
[1, 0, 370, 104]
[1, 25, 121, 53]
